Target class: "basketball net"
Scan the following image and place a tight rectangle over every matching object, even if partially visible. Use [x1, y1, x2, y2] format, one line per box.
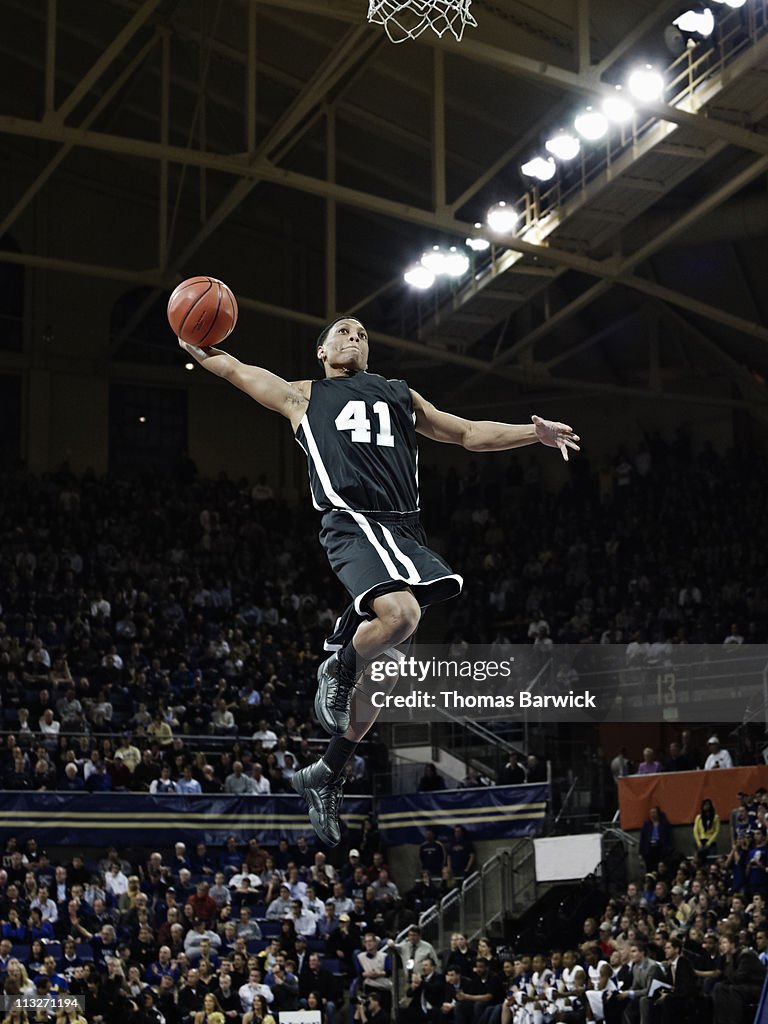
[367, 0, 477, 43]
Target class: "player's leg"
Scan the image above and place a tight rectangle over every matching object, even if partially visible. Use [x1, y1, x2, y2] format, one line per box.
[293, 623, 415, 848]
[314, 588, 420, 736]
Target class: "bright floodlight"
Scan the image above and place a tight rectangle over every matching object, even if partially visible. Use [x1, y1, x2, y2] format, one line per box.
[420, 246, 447, 274]
[521, 156, 557, 181]
[711, 0, 746, 7]
[466, 223, 490, 251]
[545, 132, 581, 161]
[673, 9, 715, 35]
[627, 64, 665, 102]
[442, 247, 470, 277]
[404, 263, 435, 289]
[486, 201, 519, 234]
[184, 362, 194, 371]
[574, 107, 609, 141]
[602, 87, 634, 124]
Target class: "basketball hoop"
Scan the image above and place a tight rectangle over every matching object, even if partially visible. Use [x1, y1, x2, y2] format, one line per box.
[367, 0, 477, 43]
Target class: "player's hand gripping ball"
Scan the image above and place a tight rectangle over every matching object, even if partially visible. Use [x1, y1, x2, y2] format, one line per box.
[167, 277, 238, 348]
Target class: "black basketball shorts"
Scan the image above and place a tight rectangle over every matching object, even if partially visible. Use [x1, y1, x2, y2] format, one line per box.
[319, 509, 463, 649]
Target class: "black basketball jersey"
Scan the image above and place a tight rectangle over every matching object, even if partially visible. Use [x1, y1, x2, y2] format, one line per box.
[294, 372, 420, 514]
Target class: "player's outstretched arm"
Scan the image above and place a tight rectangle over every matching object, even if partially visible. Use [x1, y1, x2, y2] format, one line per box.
[411, 390, 580, 461]
[179, 339, 308, 424]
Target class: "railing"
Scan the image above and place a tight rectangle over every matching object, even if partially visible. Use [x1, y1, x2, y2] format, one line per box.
[386, 843, 539, 1024]
[406, 0, 768, 334]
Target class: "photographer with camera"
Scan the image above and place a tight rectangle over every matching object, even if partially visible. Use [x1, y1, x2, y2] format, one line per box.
[355, 990, 388, 1024]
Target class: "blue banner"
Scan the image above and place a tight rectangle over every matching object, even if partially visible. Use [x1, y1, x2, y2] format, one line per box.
[376, 784, 549, 843]
[0, 793, 373, 846]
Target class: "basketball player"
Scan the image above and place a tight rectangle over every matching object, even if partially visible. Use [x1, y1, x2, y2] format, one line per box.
[179, 318, 579, 845]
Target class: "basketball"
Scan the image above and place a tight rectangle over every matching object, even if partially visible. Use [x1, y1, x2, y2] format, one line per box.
[167, 277, 238, 348]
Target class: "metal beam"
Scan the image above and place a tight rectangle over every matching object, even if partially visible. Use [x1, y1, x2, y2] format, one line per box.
[651, 300, 768, 412]
[45, 0, 56, 113]
[246, 0, 257, 155]
[112, 21, 380, 347]
[576, 0, 590, 74]
[433, 48, 446, 213]
[621, 276, 768, 345]
[250, 0, 360, 19]
[447, 96, 573, 215]
[0, 114, 620, 280]
[594, 0, 685, 75]
[544, 308, 641, 370]
[326, 108, 337, 318]
[158, 29, 169, 271]
[55, 0, 162, 122]
[8, 118, 766, 357]
[0, 246, 761, 411]
[494, 152, 768, 365]
[0, 32, 159, 240]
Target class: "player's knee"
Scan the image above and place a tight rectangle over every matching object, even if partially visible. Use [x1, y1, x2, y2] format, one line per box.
[375, 591, 421, 642]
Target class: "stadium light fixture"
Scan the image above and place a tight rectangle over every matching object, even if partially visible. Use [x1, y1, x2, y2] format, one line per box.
[545, 132, 581, 161]
[420, 246, 448, 274]
[521, 156, 557, 181]
[466, 234, 491, 252]
[574, 107, 609, 141]
[627, 64, 665, 102]
[602, 87, 634, 124]
[442, 247, 471, 277]
[673, 9, 715, 35]
[486, 201, 519, 234]
[404, 263, 435, 289]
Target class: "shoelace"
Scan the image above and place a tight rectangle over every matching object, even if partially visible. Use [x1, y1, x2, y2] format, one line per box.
[329, 663, 356, 711]
[321, 781, 344, 818]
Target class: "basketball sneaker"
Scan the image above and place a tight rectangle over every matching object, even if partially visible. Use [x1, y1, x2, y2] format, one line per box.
[314, 652, 356, 735]
[291, 759, 344, 847]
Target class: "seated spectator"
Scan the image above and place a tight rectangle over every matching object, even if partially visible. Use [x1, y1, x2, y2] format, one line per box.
[235, 905, 262, 942]
[178, 966, 207, 1024]
[354, 989, 387, 1024]
[405, 871, 440, 915]
[193, 993, 226, 1024]
[242, 993, 276, 1024]
[713, 932, 766, 1023]
[327, 913, 359, 976]
[239, 968, 274, 1015]
[184, 917, 222, 955]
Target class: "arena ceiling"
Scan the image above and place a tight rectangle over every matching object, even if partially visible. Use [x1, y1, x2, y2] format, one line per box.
[2, 0, 768, 417]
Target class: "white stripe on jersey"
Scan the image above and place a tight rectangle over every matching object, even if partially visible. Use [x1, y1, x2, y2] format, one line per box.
[300, 415, 404, 583]
[298, 415, 347, 511]
[380, 523, 421, 584]
[294, 431, 323, 511]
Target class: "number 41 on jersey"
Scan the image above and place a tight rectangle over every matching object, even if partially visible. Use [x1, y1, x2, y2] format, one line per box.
[335, 400, 394, 447]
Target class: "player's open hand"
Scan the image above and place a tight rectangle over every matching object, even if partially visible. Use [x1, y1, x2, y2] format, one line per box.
[532, 414, 581, 461]
[178, 337, 214, 362]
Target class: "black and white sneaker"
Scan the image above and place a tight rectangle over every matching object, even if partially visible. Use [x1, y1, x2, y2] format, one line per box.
[314, 652, 356, 736]
[291, 759, 344, 847]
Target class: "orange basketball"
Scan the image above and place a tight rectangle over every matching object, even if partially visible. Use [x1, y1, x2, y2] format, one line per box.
[167, 277, 238, 348]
